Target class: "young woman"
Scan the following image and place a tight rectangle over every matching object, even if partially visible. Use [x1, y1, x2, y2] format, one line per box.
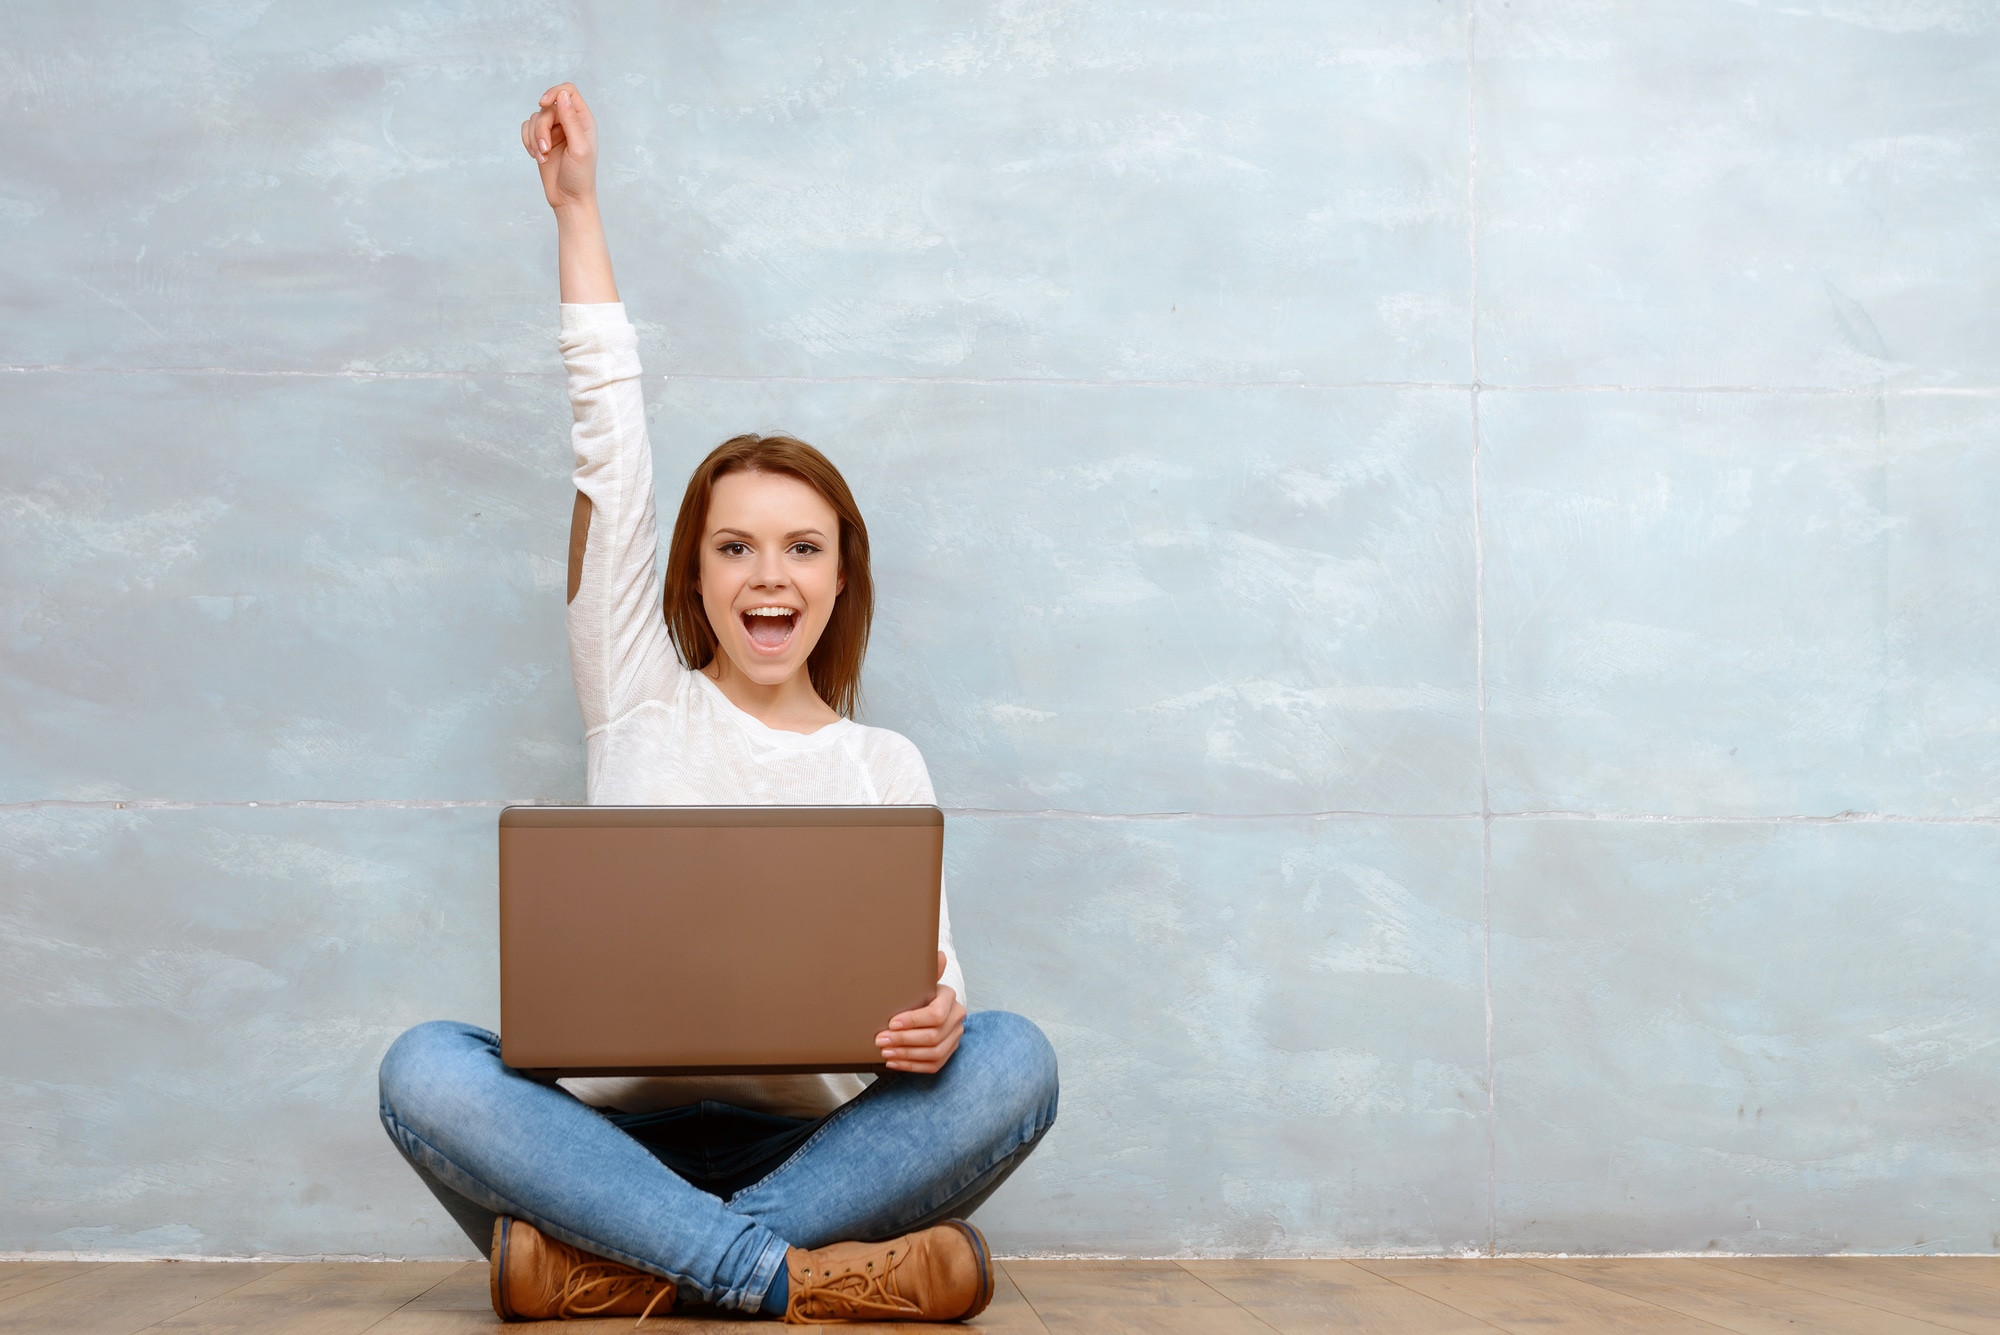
[375, 83, 1058, 1325]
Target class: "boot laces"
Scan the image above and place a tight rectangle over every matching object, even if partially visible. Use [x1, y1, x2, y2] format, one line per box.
[786, 1247, 923, 1322]
[553, 1259, 675, 1326]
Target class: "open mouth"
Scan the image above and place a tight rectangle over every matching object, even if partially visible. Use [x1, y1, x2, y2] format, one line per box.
[741, 606, 799, 653]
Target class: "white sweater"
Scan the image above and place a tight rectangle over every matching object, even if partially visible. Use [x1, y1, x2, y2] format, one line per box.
[553, 302, 964, 1120]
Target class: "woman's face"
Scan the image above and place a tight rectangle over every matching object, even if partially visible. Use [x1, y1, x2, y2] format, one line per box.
[697, 469, 843, 689]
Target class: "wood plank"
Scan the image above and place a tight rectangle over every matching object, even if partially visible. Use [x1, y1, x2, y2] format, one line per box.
[1540, 1258, 1966, 1335]
[1179, 1259, 1505, 1333]
[362, 1264, 817, 1332]
[366, 1310, 787, 1333]
[366, 1310, 792, 1334]
[0, 1264, 108, 1306]
[148, 1262, 464, 1334]
[1706, 1257, 2000, 1335]
[362, 1260, 830, 1333]
[0, 1262, 285, 1335]
[1897, 1259, 2000, 1291]
[623, 1263, 1045, 1334]
[1353, 1259, 1736, 1334]
[388, 1264, 488, 1313]
[356, 1312, 506, 1335]
[1003, 1260, 1268, 1334]
[962, 1264, 1050, 1335]
[13, 1257, 1989, 1335]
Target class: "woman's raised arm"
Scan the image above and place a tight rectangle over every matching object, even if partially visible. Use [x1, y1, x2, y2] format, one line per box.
[523, 83, 619, 304]
[525, 84, 680, 734]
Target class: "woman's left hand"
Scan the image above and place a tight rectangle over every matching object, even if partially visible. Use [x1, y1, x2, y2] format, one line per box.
[877, 952, 966, 1074]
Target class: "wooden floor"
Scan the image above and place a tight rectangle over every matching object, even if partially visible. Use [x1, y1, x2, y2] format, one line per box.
[0, 1257, 1995, 1333]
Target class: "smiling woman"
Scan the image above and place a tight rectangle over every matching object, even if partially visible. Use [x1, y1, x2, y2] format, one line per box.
[372, 80, 1059, 1327]
[661, 434, 875, 726]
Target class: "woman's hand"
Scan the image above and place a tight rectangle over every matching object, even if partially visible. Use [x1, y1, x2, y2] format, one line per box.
[521, 82, 618, 304]
[876, 952, 966, 1074]
[522, 82, 598, 213]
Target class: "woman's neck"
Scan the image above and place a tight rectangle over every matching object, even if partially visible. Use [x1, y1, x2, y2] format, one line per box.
[703, 658, 841, 734]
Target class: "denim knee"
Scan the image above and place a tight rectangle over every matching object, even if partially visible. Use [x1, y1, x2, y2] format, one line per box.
[964, 1010, 1059, 1130]
[378, 1019, 495, 1132]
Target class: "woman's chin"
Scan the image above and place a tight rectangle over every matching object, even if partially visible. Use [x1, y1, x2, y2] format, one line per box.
[720, 645, 805, 686]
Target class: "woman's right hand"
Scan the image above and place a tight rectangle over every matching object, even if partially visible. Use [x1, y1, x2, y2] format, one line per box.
[522, 83, 598, 213]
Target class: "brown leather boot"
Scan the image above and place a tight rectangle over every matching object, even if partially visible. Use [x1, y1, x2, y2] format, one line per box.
[489, 1215, 676, 1323]
[783, 1219, 993, 1323]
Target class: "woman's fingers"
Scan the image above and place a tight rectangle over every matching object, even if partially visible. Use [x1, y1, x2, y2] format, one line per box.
[892, 998, 949, 1029]
[882, 1021, 957, 1050]
[878, 1002, 966, 1056]
[522, 109, 557, 161]
[558, 85, 593, 127]
[550, 87, 592, 156]
[877, 982, 963, 1069]
[903, 982, 957, 1027]
[525, 84, 584, 162]
[882, 1019, 966, 1072]
[879, 1017, 962, 1049]
[883, 1039, 956, 1065]
[878, 1000, 947, 1042]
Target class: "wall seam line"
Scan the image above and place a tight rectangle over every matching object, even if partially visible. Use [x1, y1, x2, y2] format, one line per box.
[6, 800, 1996, 824]
[2, 363, 1993, 397]
[1467, 0, 1498, 1260]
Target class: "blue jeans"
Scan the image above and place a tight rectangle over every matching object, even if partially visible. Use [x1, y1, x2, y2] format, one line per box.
[377, 1011, 1058, 1312]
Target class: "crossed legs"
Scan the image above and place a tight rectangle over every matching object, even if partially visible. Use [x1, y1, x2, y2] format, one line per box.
[377, 1011, 1058, 1312]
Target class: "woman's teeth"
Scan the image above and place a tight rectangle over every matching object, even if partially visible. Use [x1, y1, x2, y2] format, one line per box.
[742, 607, 797, 650]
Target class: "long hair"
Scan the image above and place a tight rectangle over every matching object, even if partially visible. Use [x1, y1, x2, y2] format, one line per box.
[662, 434, 873, 718]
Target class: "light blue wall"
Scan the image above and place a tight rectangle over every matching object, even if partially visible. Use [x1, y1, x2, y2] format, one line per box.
[3, 1, 1995, 1258]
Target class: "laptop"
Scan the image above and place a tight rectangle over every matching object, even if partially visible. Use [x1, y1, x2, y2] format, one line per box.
[498, 805, 944, 1078]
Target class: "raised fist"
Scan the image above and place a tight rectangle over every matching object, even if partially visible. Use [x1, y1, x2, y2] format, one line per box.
[521, 82, 598, 212]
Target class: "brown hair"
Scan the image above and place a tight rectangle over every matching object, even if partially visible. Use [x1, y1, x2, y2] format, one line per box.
[662, 434, 874, 718]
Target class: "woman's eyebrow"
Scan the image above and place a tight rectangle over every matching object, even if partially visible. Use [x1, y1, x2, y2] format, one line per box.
[708, 526, 828, 541]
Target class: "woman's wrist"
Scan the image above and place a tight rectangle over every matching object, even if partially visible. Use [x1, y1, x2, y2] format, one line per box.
[553, 198, 619, 304]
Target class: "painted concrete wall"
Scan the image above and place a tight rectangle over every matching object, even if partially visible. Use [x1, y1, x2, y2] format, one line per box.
[3, 1, 1996, 1259]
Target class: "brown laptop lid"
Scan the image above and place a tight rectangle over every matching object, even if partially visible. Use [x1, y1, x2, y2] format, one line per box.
[499, 806, 943, 1077]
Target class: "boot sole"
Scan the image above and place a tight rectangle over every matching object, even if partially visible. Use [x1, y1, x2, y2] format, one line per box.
[942, 1219, 995, 1321]
[490, 1216, 517, 1322]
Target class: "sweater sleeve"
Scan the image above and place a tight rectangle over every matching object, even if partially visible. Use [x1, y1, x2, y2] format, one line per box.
[868, 733, 968, 1011]
[560, 303, 682, 732]
[935, 877, 967, 1014]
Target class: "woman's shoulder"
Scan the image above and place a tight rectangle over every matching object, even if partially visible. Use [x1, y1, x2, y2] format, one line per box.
[843, 719, 927, 766]
[841, 720, 936, 796]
